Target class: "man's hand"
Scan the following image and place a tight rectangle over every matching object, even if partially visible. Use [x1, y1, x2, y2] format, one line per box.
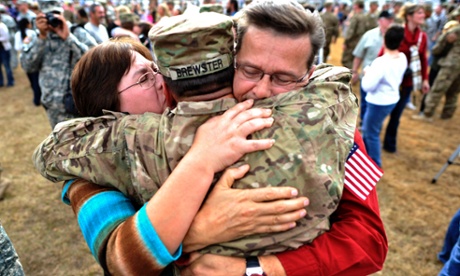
[48, 14, 70, 41]
[422, 79, 430, 94]
[180, 252, 245, 276]
[183, 165, 309, 252]
[351, 71, 359, 85]
[35, 13, 49, 39]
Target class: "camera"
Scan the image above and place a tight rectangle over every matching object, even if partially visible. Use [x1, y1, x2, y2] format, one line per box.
[45, 12, 62, 28]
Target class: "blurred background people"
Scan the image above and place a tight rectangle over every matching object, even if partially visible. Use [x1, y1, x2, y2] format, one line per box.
[84, 3, 109, 43]
[15, 17, 41, 106]
[383, 3, 429, 153]
[20, 0, 97, 128]
[352, 10, 394, 127]
[321, 0, 339, 63]
[0, 15, 14, 88]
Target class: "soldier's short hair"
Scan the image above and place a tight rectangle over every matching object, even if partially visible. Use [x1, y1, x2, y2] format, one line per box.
[71, 37, 153, 116]
[235, 0, 325, 71]
[149, 12, 234, 99]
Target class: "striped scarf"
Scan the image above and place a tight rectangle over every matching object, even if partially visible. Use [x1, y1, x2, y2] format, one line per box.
[409, 34, 422, 92]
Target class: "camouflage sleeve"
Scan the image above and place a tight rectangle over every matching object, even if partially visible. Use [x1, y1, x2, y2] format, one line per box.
[332, 17, 340, 38]
[432, 30, 453, 56]
[32, 113, 136, 197]
[20, 35, 46, 73]
[71, 25, 97, 49]
[345, 16, 358, 43]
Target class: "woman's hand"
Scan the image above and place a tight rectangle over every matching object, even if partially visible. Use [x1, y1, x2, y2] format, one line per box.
[182, 165, 309, 253]
[189, 99, 275, 174]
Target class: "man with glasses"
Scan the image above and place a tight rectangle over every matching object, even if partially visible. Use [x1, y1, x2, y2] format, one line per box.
[34, 1, 387, 275]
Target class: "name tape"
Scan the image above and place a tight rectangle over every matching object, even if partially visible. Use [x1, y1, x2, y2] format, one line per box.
[167, 54, 231, 80]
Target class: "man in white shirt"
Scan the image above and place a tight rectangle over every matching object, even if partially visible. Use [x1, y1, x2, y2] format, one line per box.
[0, 18, 14, 87]
[351, 10, 394, 126]
[84, 3, 109, 44]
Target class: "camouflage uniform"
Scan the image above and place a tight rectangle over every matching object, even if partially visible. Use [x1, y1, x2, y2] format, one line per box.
[423, 25, 460, 119]
[20, 1, 97, 128]
[0, 223, 24, 276]
[34, 64, 358, 256]
[341, 9, 374, 69]
[320, 6, 339, 62]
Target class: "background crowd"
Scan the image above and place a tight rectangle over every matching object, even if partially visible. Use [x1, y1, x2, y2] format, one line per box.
[0, 0, 459, 275]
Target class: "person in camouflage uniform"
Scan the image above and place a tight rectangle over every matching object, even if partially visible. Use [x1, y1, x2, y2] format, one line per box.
[0, 164, 23, 275]
[341, 0, 374, 69]
[366, 1, 379, 30]
[34, 12, 358, 257]
[414, 11, 460, 121]
[0, 223, 24, 276]
[20, 0, 97, 128]
[320, 0, 339, 62]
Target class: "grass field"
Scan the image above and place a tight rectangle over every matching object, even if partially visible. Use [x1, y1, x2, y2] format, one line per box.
[0, 38, 459, 275]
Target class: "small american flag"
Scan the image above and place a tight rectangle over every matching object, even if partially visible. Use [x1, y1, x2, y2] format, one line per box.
[344, 143, 384, 200]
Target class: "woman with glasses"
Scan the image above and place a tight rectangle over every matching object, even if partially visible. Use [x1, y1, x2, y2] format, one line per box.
[35, 17, 358, 271]
[36, 37, 291, 274]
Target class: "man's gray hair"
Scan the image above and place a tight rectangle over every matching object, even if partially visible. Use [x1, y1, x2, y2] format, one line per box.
[235, 0, 325, 70]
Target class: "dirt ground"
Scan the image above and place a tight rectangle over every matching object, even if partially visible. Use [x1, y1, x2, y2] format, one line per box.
[0, 38, 459, 275]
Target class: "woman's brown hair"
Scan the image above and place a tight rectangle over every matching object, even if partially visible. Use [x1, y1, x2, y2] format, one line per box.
[71, 37, 153, 116]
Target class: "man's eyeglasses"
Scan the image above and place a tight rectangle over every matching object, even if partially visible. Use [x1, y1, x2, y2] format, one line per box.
[234, 62, 309, 88]
[118, 66, 158, 94]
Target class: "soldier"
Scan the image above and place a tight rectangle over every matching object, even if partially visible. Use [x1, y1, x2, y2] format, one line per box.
[366, 0, 379, 29]
[0, 223, 24, 276]
[34, 11, 358, 260]
[34, 1, 387, 275]
[413, 9, 460, 121]
[393, 1, 404, 24]
[341, 0, 374, 69]
[0, 165, 23, 276]
[320, 0, 339, 62]
[20, 0, 97, 128]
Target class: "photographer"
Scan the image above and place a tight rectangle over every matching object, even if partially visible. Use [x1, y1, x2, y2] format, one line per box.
[20, 0, 97, 128]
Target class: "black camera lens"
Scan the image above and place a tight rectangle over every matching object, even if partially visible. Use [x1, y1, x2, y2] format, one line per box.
[45, 12, 62, 28]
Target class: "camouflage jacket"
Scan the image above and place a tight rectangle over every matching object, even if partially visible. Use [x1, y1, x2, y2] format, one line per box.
[345, 11, 374, 49]
[434, 25, 460, 69]
[33, 64, 358, 256]
[320, 11, 340, 44]
[20, 23, 97, 108]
